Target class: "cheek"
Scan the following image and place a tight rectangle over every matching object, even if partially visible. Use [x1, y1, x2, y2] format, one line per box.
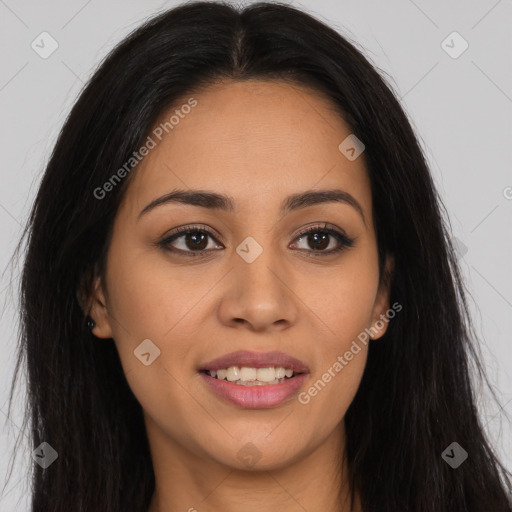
[103, 248, 214, 438]
[292, 255, 377, 424]
[105, 243, 216, 341]
[296, 258, 379, 347]
[103, 245, 227, 403]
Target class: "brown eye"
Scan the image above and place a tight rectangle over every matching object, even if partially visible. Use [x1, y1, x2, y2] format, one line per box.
[305, 232, 330, 251]
[290, 224, 355, 255]
[158, 225, 223, 257]
[182, 231, 209, 250]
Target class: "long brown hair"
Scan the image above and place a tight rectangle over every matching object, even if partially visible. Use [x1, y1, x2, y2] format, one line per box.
[8, 2, 512, 510]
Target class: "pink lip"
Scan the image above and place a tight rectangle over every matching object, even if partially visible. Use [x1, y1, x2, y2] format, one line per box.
[198, 350, 310, 373]
[199, 372, 309, 409]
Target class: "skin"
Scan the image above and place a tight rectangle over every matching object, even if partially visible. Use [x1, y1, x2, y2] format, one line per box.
[89, 79, 393, 512]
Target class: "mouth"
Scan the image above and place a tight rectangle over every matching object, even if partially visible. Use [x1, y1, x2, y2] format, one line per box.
[198, 350, 309, 408]
[198, 349, 309, 384]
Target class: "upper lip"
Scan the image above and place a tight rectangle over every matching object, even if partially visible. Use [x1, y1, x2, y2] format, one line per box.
[199, 350, 310, 373]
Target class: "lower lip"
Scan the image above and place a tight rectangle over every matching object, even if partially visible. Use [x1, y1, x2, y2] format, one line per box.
[199, 372, 308, 409]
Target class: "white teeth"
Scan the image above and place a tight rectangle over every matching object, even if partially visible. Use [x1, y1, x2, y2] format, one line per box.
[240, 367, 257, 380]
[207, 366, 296, 383]
[256, 367, 276, 382]
[226, 367, 240, 382]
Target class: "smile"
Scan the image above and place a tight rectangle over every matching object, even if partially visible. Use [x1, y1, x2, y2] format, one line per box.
[198, 350, 310, 408]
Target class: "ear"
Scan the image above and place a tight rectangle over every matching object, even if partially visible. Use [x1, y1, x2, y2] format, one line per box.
[368, 254, 394, 340]
[88, 276, 114, 339]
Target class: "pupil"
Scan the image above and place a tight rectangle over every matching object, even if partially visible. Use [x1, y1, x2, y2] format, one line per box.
[187, 232, 207, 250]
[309, 232, 328, 250]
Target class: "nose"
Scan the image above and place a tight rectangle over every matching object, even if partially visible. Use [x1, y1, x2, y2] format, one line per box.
[217, 244, 299, 333]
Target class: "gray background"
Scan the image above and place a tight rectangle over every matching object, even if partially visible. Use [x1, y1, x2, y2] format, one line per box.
[1, 0, 511, 510]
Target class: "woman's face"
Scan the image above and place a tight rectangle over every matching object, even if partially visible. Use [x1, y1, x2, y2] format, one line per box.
[91, 79, 392, 472]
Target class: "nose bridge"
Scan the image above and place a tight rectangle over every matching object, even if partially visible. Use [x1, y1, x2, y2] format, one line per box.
[217, 232, 298, 330]
[235, 233, 286, 294]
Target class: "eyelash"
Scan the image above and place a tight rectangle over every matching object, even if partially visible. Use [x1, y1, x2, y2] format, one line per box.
[156, 223, 355, 258]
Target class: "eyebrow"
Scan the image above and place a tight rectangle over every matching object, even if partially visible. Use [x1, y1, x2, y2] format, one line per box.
[138, 188, 366, 226]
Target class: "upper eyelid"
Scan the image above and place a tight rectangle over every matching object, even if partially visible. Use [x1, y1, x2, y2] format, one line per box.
[162, 224, 222, 241]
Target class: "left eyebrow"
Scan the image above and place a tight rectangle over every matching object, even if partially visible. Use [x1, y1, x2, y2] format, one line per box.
[138, 188, 366, 227]
[281, 189, 366, 227]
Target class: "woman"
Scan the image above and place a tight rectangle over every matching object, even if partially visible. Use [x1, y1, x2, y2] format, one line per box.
[8, 1, 512, 511]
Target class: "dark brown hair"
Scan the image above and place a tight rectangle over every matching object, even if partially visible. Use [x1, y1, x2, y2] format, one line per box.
[8, 2, 512, 510]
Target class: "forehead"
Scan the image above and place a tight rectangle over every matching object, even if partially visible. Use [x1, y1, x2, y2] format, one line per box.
[124, 79, 372, 220]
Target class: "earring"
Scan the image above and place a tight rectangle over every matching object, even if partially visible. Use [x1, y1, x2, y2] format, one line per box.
[86, 316, 96, 331]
